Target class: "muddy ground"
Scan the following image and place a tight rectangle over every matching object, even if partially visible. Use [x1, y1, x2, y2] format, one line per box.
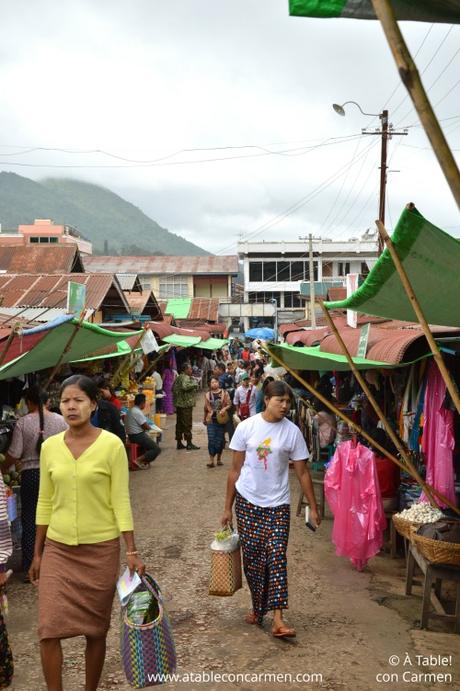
[6, 397, 460, 690]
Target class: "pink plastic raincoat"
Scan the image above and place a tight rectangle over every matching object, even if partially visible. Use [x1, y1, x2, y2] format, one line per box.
[420, 361, 456, 508]
[325, 441, 386, 571]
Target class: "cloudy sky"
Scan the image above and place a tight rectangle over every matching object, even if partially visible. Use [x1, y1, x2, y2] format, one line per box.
[0, 0, 459, 253]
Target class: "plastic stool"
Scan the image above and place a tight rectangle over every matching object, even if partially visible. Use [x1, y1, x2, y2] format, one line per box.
[126, 442, 141, 471]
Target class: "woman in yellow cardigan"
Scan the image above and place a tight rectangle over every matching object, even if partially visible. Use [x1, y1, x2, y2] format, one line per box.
[29, 375, 145, 691]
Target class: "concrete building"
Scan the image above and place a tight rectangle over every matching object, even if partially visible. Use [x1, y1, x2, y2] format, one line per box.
[84, 255, 238, 300]
[0, 219, 93, 255]
[237, 233, 379, 325]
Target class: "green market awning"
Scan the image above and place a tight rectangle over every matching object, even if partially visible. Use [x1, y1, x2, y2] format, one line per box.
[267, 343, 392, 372]
[288, 1, 460, 23]
[71, 341, 170, 364]
[194, 338, 229, 351]
[164, 298, 192, 319]
[325, 206, 460, 327]
[0, 319, 142, 380]
[162, 334, 202, 348]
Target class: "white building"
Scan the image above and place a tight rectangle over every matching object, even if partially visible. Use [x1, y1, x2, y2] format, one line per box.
[237, 232, 379, 325]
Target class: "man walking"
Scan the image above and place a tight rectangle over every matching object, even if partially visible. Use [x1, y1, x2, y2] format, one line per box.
[173, 362, 200, 450]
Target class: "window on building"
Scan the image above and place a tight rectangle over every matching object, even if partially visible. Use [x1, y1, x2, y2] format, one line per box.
[290, 261, 305, 281]
[248, 291, 281, 307]
[276, 261, 290, 282]
[361, 262, 369, 276]
[304, 261, 319, 281]
[284, 292, 303, 308]
[249, 262, 263, 282]
[338, 262, 351, 276]
[158, 276, 189, 298]
[29, 237, 39, 243]
[29, 236, 58, 244]
[263, 261, 277, 282]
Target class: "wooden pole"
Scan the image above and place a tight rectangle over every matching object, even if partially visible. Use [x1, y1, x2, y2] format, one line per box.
[266, 345, 460, 515]
[377, 218, 460, 419]
[371, 0, 460, 209]
[319, 302, 437, 507]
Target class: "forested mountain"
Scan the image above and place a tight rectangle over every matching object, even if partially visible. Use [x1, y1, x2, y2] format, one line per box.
[0, 172, 209, 256]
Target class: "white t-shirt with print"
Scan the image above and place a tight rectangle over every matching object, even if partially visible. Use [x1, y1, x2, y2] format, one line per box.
[230, 413, 309, 507]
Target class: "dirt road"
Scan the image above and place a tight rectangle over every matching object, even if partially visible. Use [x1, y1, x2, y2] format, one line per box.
[6, 399, 460, 689]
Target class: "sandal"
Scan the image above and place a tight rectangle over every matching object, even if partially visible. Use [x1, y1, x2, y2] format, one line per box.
[216, 460, 224, 466]
[245, 612, 258, 625]
[272, 625, 296, 638]
[206, 463, 215, 468]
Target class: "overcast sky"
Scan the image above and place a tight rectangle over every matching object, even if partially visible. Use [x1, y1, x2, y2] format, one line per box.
[0, 0, 459, 253]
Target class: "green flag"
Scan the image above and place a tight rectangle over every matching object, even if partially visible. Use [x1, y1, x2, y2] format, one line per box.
[288, 0, 460, 23]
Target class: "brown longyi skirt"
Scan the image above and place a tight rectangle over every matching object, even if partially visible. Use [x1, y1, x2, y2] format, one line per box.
[38, 537, 120, 641]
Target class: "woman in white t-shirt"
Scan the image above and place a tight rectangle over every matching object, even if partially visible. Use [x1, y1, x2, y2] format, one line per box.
[221, 381, 320, 638]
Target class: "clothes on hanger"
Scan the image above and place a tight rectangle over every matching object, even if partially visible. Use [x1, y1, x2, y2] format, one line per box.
[325, 440, 386, 571]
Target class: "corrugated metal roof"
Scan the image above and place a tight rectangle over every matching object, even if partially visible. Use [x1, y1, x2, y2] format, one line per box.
[84, 255, 239, 275]
[147, 320, 211, 341]
[0, 307, 67, 323]
[158, 297, 220, 322]
[286, 327, 329, 346]
[0, 273, 129, 313]
[0, 245, 84, 273]
[117, 274, 142, 291]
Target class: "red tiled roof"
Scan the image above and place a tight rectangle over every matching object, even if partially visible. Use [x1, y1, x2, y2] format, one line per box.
[124, 291, 162, 319]
[0, 245, 84, 273]
[84, 255, 239, 275]
[0, 273, 128, 312]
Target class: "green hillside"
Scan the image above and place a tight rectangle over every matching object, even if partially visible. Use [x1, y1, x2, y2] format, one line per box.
[0, 172, 209, 256]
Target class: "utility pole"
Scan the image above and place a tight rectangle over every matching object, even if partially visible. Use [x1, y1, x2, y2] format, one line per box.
[308, 234, 316, 328]
[362, 109, 407, 254]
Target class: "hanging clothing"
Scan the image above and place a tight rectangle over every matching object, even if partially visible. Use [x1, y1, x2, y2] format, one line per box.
[235, 492, 290, 624]
[162, 368, 176, 415]
[325, 441, 386, 571]
[420, 361, 456, 508]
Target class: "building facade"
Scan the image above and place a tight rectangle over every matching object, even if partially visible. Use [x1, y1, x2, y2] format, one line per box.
[238, 233, 379, 323]
[0, 219, 93, 255]
[84, 255, 238, 300]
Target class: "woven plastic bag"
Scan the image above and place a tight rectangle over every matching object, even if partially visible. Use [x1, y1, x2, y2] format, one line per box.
[209, 530, 242, 597]
[121, 574, 176, 687]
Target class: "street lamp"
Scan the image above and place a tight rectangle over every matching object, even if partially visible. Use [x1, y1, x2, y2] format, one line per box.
[332, 100, 406, 253]
[332, 101, 380, 118]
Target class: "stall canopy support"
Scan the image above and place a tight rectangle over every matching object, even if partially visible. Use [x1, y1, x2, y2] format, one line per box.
[266, 345, 460, 516]
[377, 217, 460, 419]
[319, 302, 437, 507]
[371, 0, 460, 209]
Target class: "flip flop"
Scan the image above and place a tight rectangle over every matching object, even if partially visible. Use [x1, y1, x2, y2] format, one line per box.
[272, 626, 296, 638]
[216, 461, 224, 466]
[206, 463, 215, 468]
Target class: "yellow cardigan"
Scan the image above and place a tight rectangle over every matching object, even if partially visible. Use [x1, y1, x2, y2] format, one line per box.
[36, 429, 134, 545]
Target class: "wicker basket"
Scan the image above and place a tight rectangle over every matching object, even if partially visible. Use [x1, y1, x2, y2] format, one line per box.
[392, 514, 421, 541]
[411, 529, 460, 567]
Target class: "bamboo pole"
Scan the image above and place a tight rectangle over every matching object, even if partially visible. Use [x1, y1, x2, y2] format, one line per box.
[266, 345, 460, 515]
[377, 218, 460, 419]
[371, 0, 460, 209]
[319, 302, 437, 507]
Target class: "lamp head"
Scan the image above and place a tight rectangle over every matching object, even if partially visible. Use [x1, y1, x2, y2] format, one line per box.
[332, 103, 346, 116]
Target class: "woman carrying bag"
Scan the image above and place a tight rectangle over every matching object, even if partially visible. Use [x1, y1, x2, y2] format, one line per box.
[203, 377, 231, 468]
[29, 375, 145, 691]
[221, 381, 320, 638]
